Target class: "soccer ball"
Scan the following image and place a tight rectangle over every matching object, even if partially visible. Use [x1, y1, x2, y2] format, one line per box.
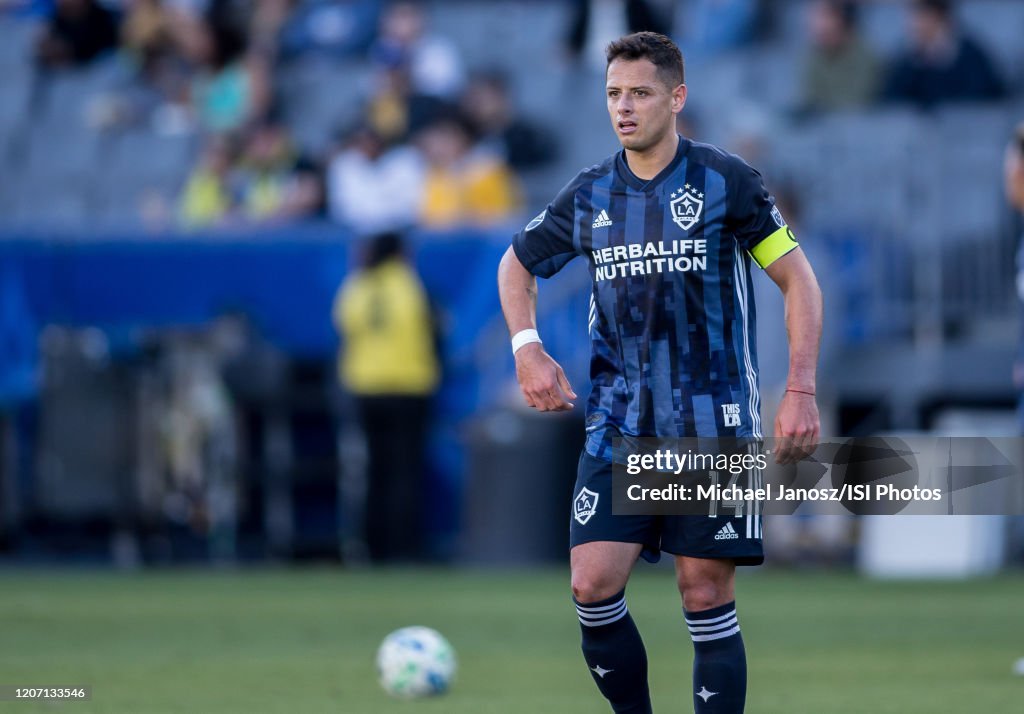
[376, 626, 457, 698]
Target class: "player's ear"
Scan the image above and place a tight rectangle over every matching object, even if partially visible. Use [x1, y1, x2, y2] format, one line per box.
[672, 83, 687, 113]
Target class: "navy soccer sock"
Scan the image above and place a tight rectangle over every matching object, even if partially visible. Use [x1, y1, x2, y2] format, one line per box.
[684, 600, 747, 713]
[575, 589, 652, 714]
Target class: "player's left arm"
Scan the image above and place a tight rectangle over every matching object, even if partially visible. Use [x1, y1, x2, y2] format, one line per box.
[729, 157, 822, 464]
[764, 247, 822, 464]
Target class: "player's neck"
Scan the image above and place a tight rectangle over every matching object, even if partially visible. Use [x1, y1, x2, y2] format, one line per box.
[624, 133, 679, 181]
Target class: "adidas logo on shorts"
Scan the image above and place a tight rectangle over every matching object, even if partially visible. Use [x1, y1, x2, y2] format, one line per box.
[714, 522, 740, 541]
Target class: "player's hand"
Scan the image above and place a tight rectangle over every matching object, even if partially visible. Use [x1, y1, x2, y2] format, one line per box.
[773, 390, 819, 464]
[514, 343, 577, 412]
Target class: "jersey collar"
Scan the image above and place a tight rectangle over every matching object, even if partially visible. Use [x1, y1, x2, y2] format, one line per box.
[616, 134, 689, 192]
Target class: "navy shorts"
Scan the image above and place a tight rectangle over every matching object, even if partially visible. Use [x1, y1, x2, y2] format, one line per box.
[569, 451, 764, 565]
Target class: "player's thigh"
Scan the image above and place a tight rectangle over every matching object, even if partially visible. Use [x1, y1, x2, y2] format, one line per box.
[673, 555, 736, 611]
[570, 452, 660, 553]
[570, 540, 643, 603]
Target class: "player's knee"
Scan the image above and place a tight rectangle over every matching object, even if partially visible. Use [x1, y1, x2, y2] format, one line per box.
[679, 580, 732, 612]
[571, 572, 620, 604]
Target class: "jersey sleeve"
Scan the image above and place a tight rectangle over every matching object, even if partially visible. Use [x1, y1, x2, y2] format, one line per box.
[511, 177, 580, 279]
[728, 160, 799, 270]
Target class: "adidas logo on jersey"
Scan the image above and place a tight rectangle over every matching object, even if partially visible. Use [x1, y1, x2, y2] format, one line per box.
[714, 522, 740, 540]
[592, 210, 613, 228]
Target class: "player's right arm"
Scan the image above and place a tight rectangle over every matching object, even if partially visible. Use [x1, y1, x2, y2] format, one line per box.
[499, 179, 585, 413]
[498, 249, 577, 412]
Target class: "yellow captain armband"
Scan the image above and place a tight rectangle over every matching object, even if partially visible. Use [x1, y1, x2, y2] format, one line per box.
[748, 225, 799, 269]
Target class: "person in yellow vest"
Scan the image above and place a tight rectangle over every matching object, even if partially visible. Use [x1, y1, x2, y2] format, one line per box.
[333, 232, 440, 562]
[416, 113, 522, 229]
[179, 135, 235, 229]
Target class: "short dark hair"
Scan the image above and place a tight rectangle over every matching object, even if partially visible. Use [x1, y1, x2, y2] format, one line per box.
[605, 32, 684, 88]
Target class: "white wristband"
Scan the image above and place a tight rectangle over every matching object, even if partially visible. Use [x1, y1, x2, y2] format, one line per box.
[511, 329, 542, 355]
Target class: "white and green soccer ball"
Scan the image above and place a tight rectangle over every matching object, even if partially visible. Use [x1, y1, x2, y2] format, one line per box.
[376, 626, 457, 698]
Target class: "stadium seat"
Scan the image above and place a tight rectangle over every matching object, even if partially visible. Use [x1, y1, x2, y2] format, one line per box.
[959, 0, 1024, 86]
[926, 105, 1012, 241]
[0, 72, 32, 163]
[24, 123, 104, 180]
[277, 57, 371, 154]
[0, 17, 39, 70]
[109, 131, 196, 184]
[93, 133, 197, 228]
[426, 0, 569, 77]
[742, 46, 804, 113]
[35, 57, 129, 128]
[859, 2, 909, 57]
[8, 176, 92, 227]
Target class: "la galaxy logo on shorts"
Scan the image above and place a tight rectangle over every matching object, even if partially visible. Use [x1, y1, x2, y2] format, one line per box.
[574, 487, 599, 525]
[669, 184, 704, 231]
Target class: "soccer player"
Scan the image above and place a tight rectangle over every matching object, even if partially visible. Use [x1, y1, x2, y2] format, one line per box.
[497, 32, 822, 713]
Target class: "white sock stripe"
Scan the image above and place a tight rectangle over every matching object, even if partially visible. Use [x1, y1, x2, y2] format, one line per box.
[575, 597, 625, 614]
[690, 625, 741, 642]
[578, 608, 629, 627]
[684, 609, 736, 626]
[577, 603, 627, 621]
[687, 615, 738, 633]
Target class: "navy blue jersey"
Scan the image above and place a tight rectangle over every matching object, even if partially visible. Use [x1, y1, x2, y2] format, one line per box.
[512, 136, 798, 460]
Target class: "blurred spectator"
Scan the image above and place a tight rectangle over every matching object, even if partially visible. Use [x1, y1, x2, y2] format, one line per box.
[882, 0, 1005, 108]
[278, 0, 381, 60]
[333, 232, 440, 563]
[416, 113, 521, 229]
[1007, 122, 1024, 214]
[120, 0, 193, 110]
[1006, 122, 1024, 429]
[459, 71, 557, 172]
[676, 0, 758, 58]
[176, 13, 271, 133]
[35, 0, 119, 69]
[366, 60, 447, 143]
[326, 126, 424, 235]
[237, 119, 325, 222]
[370, 1, 464, 99]
[799, 0, 879, 113]
[179, 134, 236, 228]
[566, 0, 672, 65]
[122, 0, 170, 68]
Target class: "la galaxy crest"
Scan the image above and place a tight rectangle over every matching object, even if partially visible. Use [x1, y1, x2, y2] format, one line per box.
[669, 184, 703, 231]
[574, 487, 599, 525]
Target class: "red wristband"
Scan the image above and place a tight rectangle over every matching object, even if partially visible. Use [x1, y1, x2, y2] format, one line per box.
[786, 388, 816, 397]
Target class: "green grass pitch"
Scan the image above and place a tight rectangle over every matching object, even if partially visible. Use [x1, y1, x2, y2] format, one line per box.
[1, 567, 1022, 713]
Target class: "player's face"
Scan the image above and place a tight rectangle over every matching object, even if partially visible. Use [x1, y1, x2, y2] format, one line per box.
[606, 59, 686, 152]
